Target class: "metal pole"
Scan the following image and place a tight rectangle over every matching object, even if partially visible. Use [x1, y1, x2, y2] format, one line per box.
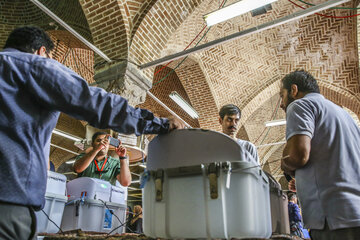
[30, 0, 112, 63]
[140, 0, 350, 69]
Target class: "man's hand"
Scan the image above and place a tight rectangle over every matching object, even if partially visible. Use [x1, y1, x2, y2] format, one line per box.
[168, 116, 186, 131]
[288, 178, 296, 192]
[115, 143, 127, 158]
[93, 135, 109, 152]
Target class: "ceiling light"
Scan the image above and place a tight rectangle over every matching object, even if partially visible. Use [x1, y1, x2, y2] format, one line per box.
[65, 159, 76, 165]
[52, 128, 82, 142]
[139, 163, 146, 168]
[265, 119, 286, 127]
[169, 91, 199, 119]
[204, 0, 278, 26]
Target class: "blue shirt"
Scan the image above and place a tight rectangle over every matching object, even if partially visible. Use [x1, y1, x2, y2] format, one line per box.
[0, 48, 169, 209]
[288, 202, 302, 223]
[286, 93, 360, 230]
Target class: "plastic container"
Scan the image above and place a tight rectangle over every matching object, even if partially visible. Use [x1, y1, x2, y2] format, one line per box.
[110, 185, 127, 204]
[35, 192, 68, 233]
[46, 171, 67, 195]
[146, 129, 258, 170]
[143, 162, 271, 239]
[143, 129, 271, 239]
[61, 199, 127, 234]
[266, 172, 290, 234]
[66, 177, 112, 201]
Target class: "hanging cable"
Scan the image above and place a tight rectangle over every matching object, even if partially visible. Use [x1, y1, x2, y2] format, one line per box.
[70, 48, 86, 79]
[296, 0, 360, 10]
[151, 0, 228, 85]
[72, 48, 95, 75]
[152, 22, 214, 86]
[288, 0, 360, 18]
[153, 25, 208, 77]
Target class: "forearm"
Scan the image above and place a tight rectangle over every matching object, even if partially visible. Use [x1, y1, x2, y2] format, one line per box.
[117, 159, 132, 186]
[73, 150, 98, 173]
[281, 135, 311, 172]
[281, 144, 295, 174]
[281, 155, 296, 175]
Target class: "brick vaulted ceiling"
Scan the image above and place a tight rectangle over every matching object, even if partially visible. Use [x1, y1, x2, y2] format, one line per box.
[0, 0, 360, 182]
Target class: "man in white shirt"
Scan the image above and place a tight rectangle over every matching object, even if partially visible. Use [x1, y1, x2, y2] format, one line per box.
[219, 104, 259, 164]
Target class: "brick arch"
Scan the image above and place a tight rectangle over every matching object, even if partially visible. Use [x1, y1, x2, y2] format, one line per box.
[47, 30, 94, 84]
[79, 0, 128, 64]
[117, 0, 158, 47]
[175, 57, 221, 131]
[128, 0, 204, 76]
[319, 82, 360, 117]
[241, 80, 360, 127]
[0, 0, 91, 47]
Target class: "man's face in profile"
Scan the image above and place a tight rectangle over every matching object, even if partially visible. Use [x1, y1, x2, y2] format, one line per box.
[219, 113, 240, 137]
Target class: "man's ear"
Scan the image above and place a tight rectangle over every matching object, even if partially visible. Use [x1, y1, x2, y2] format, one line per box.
[290, 84, 298, 98]
[34, 46, 47, 56]
[219, 117, 223, 125]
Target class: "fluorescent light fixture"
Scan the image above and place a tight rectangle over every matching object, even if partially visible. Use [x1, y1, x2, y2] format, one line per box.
[52, 128, 82, 142]
[139, 163, 146, 168]
[65, 159, 76, 164]
[131, 180, 140, 184]
[265, 119, 286, 127]
[204, 0, 278, 26]
[169, 91, 199, 119]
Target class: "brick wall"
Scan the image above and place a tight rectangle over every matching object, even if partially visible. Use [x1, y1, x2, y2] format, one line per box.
[80, 0, 128, 65]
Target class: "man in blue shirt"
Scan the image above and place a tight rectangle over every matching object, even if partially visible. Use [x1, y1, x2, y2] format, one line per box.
[0, 26, 184, 239]
[280, 70, 360, 240]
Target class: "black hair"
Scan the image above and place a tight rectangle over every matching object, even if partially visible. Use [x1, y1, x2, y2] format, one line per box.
[281, 70, 320, 94]
[92, 131, 108, 144]
[4, 26, 54, 54]
[219, 104, 241, 119]
[288, 192, 297, 201]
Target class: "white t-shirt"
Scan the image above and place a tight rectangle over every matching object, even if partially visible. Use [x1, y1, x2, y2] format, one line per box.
[236, 139, 259, 164]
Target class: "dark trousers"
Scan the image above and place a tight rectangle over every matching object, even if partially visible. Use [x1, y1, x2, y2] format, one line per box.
[310, 222, 360, 240]
[0, 202, 36, 240]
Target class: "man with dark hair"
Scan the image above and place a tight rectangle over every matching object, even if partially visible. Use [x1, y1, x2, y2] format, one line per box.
[280, 70, 360, 240]
[219, 104, 259, 164]
[0, 26, 184, 239]
[4, 26, 54, 57]
[73, 132, 131, 186]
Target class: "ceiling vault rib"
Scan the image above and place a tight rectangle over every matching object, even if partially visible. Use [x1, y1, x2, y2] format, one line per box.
[140, 0, 350, 70]
[29, 0, 112, 62]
